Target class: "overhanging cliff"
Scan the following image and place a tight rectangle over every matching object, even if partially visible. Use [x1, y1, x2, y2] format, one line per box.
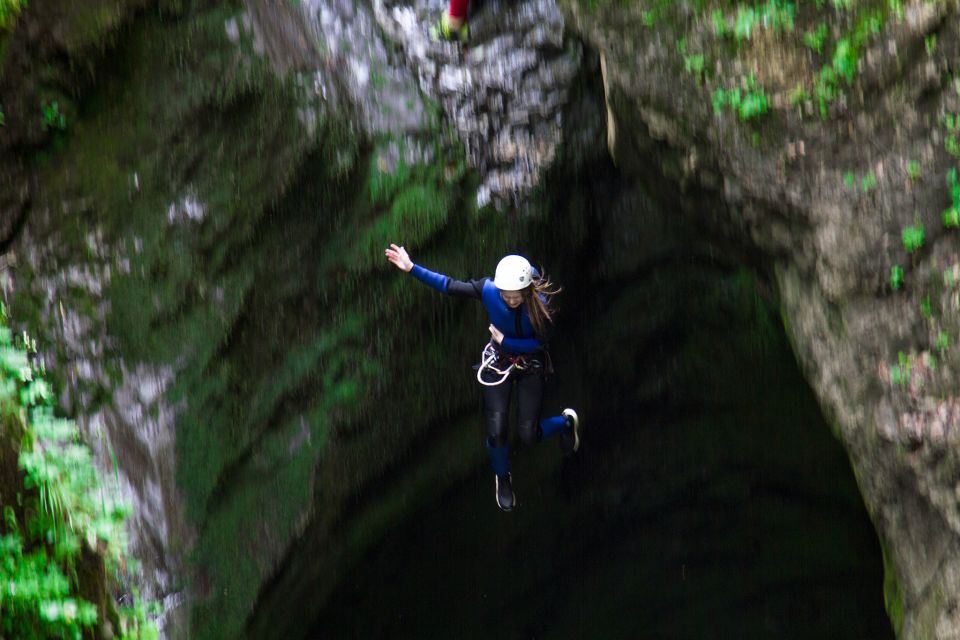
[1, 0, 952, 637]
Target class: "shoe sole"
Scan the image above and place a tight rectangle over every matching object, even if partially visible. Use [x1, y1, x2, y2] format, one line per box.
[563, 408, 579, 452]
[495, 474, 515, 512]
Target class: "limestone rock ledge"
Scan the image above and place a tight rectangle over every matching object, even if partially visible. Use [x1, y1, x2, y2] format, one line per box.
[559, 0, 960, 635]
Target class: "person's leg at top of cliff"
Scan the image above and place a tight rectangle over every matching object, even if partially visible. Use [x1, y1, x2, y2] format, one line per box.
[430, 0, 470, 42]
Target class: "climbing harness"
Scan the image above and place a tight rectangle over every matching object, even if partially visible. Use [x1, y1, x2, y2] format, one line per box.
[476, 341, 542, 386]
[477, 342, 520, 386]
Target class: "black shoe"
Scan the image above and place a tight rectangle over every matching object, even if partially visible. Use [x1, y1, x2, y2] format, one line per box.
[495, 473, 515, 511]
[561, 408, 580, 456]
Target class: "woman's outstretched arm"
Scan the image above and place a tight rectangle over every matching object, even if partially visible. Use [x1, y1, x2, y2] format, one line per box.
[385, 243, 414, 272]
[385, 243, 485, 299]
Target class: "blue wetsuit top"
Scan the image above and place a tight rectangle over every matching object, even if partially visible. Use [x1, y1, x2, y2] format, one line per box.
[410, 264, 544, 355]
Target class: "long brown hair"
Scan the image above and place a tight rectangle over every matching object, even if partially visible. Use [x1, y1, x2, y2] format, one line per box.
[523, 270, 562, 340]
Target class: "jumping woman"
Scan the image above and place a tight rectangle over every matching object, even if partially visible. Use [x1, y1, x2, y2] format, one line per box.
[385, 243, 580, 511]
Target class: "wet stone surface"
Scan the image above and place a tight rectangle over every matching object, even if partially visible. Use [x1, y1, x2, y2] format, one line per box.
[294, 0, 432, 135]
[246, 0, 581, 209]
[374, 0, 582, 209]
[245, 0, 439, 168]
[3, 222, 189, 636]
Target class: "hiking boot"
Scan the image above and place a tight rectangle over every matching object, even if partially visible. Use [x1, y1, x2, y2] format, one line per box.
[430, 13, 469, 43]
[495, 473, 515, 511]
[561, 408, 580, 456]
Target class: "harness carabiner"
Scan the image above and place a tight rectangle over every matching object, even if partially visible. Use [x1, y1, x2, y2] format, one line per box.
[477, 342, 517, 387]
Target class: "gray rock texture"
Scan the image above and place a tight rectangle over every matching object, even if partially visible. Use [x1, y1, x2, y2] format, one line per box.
[2, 0, 957, 637]
[559, 0, 960, 635]
[375, 0, 582, 208]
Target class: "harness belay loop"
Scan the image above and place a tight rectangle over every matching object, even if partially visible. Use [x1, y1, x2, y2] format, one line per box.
[476, 342, 541, 387]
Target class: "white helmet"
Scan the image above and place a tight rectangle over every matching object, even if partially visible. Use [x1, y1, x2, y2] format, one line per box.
[493, 255, 533, 291]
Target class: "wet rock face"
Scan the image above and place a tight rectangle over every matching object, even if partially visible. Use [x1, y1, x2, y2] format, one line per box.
[6, 219, 189, 635]
[245, 0, 447, 179]
[0, 0, 935, 638]
[248, 0, 432, 135]
[375, 0, 582, 208]
[558, 0, 960, 635]
[1, 4, 338, 638]
[247, 0, 582, 208]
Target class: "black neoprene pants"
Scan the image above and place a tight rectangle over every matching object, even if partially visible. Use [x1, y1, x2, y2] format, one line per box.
[482, 371, 544, 448]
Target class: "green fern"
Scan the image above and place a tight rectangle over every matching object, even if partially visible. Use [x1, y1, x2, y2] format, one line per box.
[0, 305, 158, 639]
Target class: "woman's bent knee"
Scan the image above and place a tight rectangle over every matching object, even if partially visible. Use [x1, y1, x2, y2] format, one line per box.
[518, 421, 540, 445]
[486, 411, 508, 446]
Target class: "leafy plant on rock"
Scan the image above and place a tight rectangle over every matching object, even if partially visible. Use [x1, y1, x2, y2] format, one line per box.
[712, 74, 769, 121]
[803, 24, 829, 54]
[937, 331, 949, 353]
[810, 10, 883, 118]
[890, 265, 904, 290]
[41, 101, 67, 132]
[901, 223, 924, 253]
[906, 159, 921, 181]
[0, 305, 157, 639]
[684, 54, 705, 76]
[716, 0, 796, 44]
[889, 351, 911, 387]
[944, 168, 960, 228]
[0, 0, 25, 30]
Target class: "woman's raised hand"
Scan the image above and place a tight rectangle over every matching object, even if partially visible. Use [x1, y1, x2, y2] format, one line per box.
[385, 243, 414, 272]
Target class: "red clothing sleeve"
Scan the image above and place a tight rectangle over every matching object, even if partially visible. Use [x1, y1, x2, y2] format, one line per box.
[449, 0, 469, 18]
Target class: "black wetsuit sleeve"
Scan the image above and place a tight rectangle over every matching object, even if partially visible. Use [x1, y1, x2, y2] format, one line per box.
[446, 277, 487, 299]
[409, 264, 487, 300]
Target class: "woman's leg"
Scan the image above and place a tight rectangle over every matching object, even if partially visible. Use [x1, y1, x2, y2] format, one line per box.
[516, 373, 545, 445]
[540, 413, 567, 439]
[431, 0, 470, 42]
[481, 379, 512, 473]
[481, 379, 515, 510]
[520, 372, 573, 445]
[482, 379, 512, 448]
